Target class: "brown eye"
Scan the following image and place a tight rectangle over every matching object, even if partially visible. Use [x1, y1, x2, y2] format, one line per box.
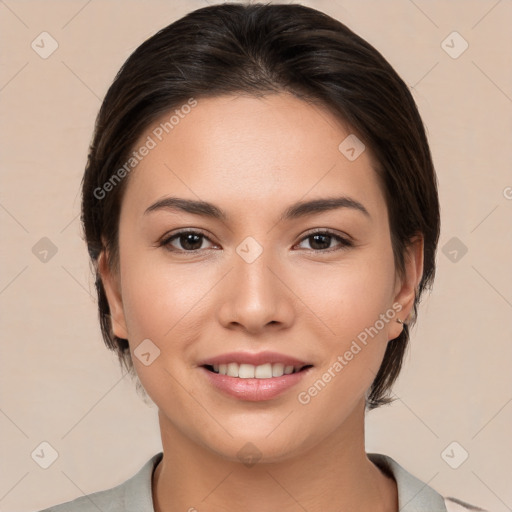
[160, 230, 215, 252]
[297, 230, 353, 252]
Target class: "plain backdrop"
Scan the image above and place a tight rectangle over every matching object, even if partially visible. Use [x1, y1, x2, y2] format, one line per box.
[0, 1, 511, 511]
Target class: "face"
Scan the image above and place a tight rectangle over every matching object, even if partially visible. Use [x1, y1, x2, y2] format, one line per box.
[100, 93, 421, 463]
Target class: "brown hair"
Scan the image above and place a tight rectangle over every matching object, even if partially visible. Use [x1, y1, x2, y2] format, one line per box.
[81, 2, 440, 409]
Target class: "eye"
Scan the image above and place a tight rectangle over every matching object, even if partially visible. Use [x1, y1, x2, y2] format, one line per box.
[159, 228, 353, 254]
[159, 230, 217, 252]
[295, 229, 353, 252]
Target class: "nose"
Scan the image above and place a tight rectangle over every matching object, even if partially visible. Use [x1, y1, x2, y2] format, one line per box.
[216, 242, 295, 335]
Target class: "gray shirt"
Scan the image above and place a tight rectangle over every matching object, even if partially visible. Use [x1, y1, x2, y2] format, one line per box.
[36, 452, 487, 512]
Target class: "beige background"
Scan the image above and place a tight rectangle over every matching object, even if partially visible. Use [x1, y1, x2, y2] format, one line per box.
[1, 1, 511, 511]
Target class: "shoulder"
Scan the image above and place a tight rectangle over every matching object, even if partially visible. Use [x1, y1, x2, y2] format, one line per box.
[34, 452, 163, 512]
[444, 497, 489, 511]
[35, 486, 121, 512]
[367, 452, 489, 512]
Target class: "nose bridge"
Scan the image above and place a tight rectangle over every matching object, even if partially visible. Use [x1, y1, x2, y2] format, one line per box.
[234, 235, 279, 306]
[217, 234, 293, 332]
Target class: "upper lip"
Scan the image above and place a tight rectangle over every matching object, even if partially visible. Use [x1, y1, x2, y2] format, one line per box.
[198, 351, 311, 368]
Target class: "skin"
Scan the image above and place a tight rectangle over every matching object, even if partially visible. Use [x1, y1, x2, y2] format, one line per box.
[99, 93, 423, 512]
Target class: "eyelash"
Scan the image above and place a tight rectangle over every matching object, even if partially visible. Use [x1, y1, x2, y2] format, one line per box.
[158, 228, 353, 254]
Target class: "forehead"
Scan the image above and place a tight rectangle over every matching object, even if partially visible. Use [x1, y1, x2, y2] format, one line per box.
[121, 93, 386, 221]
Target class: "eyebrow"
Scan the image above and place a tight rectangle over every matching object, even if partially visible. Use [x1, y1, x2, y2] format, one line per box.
[143, 195, 370, 222]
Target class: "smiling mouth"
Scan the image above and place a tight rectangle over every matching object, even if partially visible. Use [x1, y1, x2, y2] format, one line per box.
[203, 362, 313, 379]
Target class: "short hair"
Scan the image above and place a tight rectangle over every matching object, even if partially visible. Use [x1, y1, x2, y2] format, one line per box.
[81, 2, 440, 410]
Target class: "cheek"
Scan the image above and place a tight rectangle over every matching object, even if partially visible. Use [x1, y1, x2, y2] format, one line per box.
[119, 244, 208, 341]
[117, 255, 209, 411]
[308, 245, 397, 343]
[300, 245, 397, 396]
[117, 248, 223, 402]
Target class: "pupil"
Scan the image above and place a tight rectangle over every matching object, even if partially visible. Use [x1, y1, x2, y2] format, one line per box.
[311, 234, 330, 250]
[182, 234, 202, 250]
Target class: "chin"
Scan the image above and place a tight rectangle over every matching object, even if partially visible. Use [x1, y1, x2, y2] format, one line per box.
[208, 437, 302, 466]
[197, 423, 320, 466]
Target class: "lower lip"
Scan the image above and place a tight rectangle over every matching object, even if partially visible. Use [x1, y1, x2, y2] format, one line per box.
[200, 366, 311, 401]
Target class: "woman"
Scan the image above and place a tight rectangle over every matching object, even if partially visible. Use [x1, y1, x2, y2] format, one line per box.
[38, 3, 487, 511]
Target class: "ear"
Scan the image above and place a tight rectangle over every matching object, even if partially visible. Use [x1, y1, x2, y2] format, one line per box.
[388, 234, 424, 341]
[98, 250, 128, 340]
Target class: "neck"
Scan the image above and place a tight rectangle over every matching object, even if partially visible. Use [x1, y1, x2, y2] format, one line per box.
[152, 400, 397, 512]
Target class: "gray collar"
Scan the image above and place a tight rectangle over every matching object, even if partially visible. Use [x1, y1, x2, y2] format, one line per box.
[121, 452, 447, 512]
[368, 452, 447, 511]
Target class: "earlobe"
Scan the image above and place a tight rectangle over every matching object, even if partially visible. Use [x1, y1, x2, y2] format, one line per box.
[98, 251, 129, 340]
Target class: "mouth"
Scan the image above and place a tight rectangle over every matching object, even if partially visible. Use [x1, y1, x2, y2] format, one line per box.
[198, 351, 314, 401]
[202, 362, 313, 379]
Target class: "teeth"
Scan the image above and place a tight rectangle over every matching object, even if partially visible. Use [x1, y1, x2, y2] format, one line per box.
[254, 363, 272, 379]
[212, 362, 303, 378]
[239, 363, 255, 378]
[272, 363, 284, 377]
[227, 362, 238, 377]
